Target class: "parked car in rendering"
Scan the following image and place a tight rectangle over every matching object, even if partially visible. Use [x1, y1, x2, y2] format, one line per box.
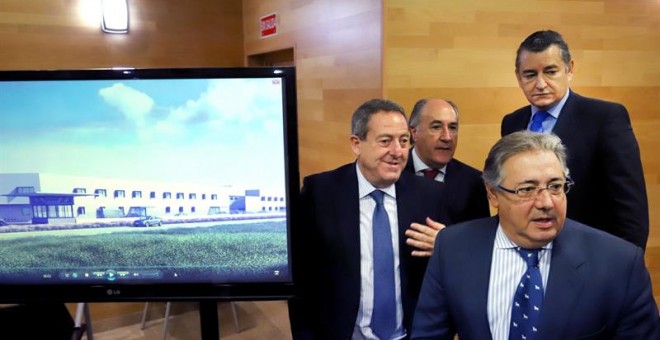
[0, 219, 7, 226]
[133, 216, 162, 227]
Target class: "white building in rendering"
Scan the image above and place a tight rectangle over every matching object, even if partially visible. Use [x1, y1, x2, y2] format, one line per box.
[0, 173, 286, 224]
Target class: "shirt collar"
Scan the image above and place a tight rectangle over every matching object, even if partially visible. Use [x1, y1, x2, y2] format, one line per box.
[412, 147, 448, 174]
[355, 162, 397, 199]
[532, 88, 571, 120]
[494, 223, 553, 250]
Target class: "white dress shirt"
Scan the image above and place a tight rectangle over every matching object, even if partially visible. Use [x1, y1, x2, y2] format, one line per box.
[487, 225, 552, 340]
[352, 163, 405, 340]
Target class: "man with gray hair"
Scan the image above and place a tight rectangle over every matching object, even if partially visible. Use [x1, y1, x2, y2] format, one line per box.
[412, 131, 659, 339]
[289, 98, 451, 339]
[405, 98, 490, 223]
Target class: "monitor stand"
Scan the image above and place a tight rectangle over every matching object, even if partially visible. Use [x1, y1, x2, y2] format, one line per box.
[199, 300, 220, 340]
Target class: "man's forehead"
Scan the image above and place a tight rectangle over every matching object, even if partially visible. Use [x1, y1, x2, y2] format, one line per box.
[422, 104, 457, 120]
[519, 61, 562, 72]
[519, 47, 564, 64]
[503, 150, 563, 174]
[366, 113, 409, 133]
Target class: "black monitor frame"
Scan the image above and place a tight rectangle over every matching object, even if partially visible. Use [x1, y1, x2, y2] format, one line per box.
[0, 66, 299, 303]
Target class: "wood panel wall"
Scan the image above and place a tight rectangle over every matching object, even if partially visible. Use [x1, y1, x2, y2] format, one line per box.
[383, 0, 660, 300]
[0, 0, 244, 327]
[0, 0, 244, 70]
[1, 0, 659, 330]
[243, 0, 383, 178]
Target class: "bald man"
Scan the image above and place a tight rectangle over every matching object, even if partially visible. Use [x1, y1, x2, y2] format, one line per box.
[405, 99, 490, 223]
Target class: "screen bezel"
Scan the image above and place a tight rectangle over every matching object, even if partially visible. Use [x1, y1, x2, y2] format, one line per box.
[0, 67, 299, 303]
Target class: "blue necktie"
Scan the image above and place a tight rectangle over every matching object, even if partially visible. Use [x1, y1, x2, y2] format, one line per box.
[510, 248, 543, 340]
[370, 190, 396, 339]
[529, 111, 550, 133]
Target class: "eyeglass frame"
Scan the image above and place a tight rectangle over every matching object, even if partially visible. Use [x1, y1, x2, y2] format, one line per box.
[497, 178, 574, 199]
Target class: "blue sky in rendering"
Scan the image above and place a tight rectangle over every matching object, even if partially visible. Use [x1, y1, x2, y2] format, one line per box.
[0, 77, 288, 189]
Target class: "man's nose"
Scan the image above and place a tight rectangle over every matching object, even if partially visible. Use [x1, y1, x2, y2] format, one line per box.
[439, 127, 452, 141]
[389, 139, 406, 154]
[533, 188, 554, 208]
[535, 75, 548, 89]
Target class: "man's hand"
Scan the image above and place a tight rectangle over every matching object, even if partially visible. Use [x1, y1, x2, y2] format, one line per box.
[405, 217, 446, 257]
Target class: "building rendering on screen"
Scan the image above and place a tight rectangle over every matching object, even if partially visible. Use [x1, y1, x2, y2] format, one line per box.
[0, 173, 285, 225]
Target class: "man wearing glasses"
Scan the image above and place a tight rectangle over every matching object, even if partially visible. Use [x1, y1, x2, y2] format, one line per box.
[411, 131, 659, 339]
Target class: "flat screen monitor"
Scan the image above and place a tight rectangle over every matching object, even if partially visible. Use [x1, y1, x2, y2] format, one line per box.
[0, 67, 299, 302]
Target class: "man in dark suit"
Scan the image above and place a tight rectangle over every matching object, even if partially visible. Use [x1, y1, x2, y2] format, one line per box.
[501, 30, 648, 249]
[289, 99, 451, 339]
[406, 99, 490, 223]
[412, 131, 659, 339]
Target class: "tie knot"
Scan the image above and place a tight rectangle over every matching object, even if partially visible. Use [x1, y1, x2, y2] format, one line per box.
[370, 190, 385, 205]
[422, 168, 440, 179]
[517, 248, 540, 268]
[530, 111, 550, 133]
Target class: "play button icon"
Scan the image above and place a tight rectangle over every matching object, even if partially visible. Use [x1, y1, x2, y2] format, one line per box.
[106, 269, 117, 281]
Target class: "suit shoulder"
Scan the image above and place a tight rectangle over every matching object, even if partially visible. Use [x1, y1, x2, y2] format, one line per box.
[303, 163, 355, 188]
[504, 105, 531, 119]
[436, 217, 498, 253]
[401, 170, 444, 193]
[438, 217, 497, 239]
[449, 159, 482, 177]
[501, 105, 532, 136]
[569, 92, 628, 118]
[563, 219, 640, 255]
[397, 172, 447, 212]
[571, 92, 625, 108]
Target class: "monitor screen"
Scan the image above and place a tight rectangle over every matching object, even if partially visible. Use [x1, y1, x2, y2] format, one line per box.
[0, 67, 299, 302]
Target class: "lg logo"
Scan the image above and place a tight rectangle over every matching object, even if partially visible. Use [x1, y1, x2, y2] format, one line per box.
[106, 289, 121, 296]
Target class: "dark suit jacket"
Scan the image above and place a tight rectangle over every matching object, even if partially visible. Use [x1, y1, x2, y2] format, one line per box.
[501, 91, 649, 249]
[288, 163, 450, 340]
[405, 152, 490, 224]
[412, 217, 660, 340]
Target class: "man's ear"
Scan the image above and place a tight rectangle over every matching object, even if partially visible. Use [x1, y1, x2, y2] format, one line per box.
[486, 185, 500, 209]
[566, 59, 574, 81]
[410, 127, 418, 143]
[350, 135, 361, 157]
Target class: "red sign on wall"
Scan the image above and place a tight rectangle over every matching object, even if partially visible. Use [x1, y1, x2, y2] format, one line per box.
[260, 13, 278, 38]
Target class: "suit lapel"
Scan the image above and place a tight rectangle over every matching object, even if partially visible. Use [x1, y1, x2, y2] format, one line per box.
[334, 164, 363, 294]
[443, 159, 456, 183]
[394, 174, 415, 293]
[538, 221, 587, 338]
[464, 218, 498, 338]
[509, 107, 533, 132]
[551, 91, 580, 148]
[404, 149, 416, 175]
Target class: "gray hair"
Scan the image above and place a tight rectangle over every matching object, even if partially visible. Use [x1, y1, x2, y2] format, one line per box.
[515, 30, 572, 71]
[483, 131, 570, 187]
[408, 99, 459, 128]
[351, 99, 406, 140]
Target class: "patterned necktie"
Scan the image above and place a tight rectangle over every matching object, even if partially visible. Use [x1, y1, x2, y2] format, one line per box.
[529, 111, 550, 133]
[509, 248, 543, 340]
[422, 168, 439, 180]
[370, 190, 396, 339]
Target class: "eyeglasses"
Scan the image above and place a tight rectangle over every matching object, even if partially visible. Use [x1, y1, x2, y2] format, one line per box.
[497, 178, 574, 200]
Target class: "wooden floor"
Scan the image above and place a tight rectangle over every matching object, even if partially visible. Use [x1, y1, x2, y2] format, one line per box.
[88, 301, 291, 340]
